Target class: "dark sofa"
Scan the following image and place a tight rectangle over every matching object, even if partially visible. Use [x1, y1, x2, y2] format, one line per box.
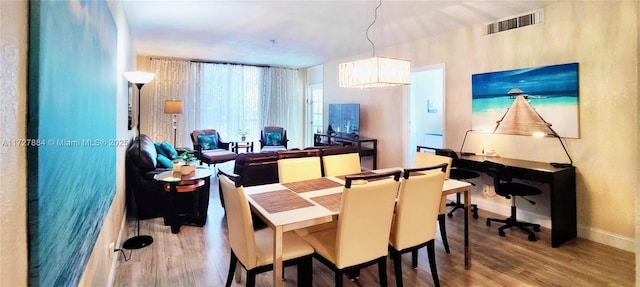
[126, 134, 210, 223]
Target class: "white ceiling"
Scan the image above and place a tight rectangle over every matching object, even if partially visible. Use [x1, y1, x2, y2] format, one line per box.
[122, 0, 549, 68]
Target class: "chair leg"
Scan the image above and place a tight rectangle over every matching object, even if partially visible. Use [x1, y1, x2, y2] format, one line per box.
[378, 257, 388, 287]
[335, 270, 344, 287]
[391, 251, 404, 287]
[246, 269, 256, 287]
[411, 250, 418, 268]
[438, 214, 451, 254]
[225, 252, 238, 287]
[426, 240, 440, 287]
[297, 257, 313, 287]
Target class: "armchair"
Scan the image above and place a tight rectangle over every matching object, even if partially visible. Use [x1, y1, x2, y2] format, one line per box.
[190, 129, 237, 166]
[259, 126, 288, 152]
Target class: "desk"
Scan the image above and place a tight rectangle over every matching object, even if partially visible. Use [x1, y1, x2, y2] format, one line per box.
[155, 167, 214, 233]
[456, 154, 576, 247]
[244, 169, 472, 287]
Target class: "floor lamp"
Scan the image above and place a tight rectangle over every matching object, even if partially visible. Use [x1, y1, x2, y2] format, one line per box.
[123, 71, 155, 250]
[164, 100, 183, 147]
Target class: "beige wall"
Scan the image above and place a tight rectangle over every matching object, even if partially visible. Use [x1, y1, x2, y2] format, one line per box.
[324, 1, 637, 251]
[0, 0, 28, 286]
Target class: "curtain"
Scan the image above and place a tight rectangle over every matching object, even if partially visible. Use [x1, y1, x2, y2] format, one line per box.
[143, 58, 194, 147]
[145, 57, 303, 150]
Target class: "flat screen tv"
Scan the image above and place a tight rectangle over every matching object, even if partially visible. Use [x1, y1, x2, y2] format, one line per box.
[328, 103, 360, 135]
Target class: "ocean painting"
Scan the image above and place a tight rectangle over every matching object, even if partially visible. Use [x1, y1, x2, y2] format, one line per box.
[28, 1, 117, 286]
[471, 63, 579, 138]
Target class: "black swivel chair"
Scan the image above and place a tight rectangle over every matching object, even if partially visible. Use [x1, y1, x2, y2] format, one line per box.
[483, 161, 542, 241]
[434, 148, 480, 219]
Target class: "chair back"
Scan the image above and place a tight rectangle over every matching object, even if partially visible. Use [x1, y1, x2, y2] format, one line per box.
[191, 129, 217, 146]
[390, 164, 447, 250]
[434, 148, 460, 167]
[483, 160, 513, 185]
[334, 170, 401, 268]
[218, 170, 258, 269]
[277, 150, 322, 183]
[413, 148, 452, 179]
[261, 126, 287, 147]
[322, 152, 361, 177]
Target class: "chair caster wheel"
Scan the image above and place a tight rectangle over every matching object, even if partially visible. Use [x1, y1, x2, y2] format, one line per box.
[473, 214, 479, 219]
[498, 230, 505, 237]
[486, 219, 491, 226]
[528, 234, 537, 241]
[447, 213, 453, 218]
[533, 226, 541, 232]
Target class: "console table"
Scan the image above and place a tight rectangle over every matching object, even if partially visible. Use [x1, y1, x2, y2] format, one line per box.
[313, 133, 378, 169]
[456, 154, 576, 247]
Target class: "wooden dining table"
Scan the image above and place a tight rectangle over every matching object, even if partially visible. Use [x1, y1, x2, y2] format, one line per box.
[243, 168, 472, 287]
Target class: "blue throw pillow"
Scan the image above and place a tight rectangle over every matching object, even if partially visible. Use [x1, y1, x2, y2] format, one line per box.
[154, 142, 166, 157]
[198, 134, 218, 150]
[265, 131, 282, 146]
[157, 154, 174, 168]
[160, 141, 178, 159]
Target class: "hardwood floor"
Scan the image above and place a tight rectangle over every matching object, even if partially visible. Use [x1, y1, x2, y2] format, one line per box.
[113, 176, 634, 287]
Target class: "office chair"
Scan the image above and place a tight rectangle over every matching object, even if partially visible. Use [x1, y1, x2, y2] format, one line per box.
[420, 147, 480, 219]
[483, 161, 542, 241]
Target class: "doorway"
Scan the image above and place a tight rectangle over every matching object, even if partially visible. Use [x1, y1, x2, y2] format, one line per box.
[406, 64, 445, 165]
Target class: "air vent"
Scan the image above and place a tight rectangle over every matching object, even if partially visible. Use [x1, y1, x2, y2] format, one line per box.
[486, 9, 544, 35]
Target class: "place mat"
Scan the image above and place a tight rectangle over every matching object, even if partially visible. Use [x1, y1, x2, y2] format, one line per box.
[310, 193, 342, 213]
[249, 189, 313, 213]
[337, 171, 393, 182]
[282, 177, 343, 193]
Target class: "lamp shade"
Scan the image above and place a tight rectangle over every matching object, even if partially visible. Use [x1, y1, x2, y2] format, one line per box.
[339, 56, 411, 88]
[123, 71, 155, 84]
[164, 100, 183, 114]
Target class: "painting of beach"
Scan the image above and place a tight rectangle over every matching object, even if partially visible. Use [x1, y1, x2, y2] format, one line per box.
[471, 63, 579, 138]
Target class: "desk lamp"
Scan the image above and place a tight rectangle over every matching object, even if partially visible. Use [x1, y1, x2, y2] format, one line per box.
[123, 71, 155, 250]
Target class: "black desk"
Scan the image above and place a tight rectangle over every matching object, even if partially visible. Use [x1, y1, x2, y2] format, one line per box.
[457, 154, 576, 247]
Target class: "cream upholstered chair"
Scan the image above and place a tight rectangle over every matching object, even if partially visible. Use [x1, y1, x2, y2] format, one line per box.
[277, 149, 322, 183]
[322, 152, 361, 176]
[301, 170, 402, 287]
[389, 164, 447, 287]
[218, 170, 314, 287]
[414, 146, 453, 254]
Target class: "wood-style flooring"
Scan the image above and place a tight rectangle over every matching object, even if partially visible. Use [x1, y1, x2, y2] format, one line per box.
[113, 175, 634, 287]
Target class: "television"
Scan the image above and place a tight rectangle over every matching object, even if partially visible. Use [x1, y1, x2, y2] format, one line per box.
[328, 103, 360, 135]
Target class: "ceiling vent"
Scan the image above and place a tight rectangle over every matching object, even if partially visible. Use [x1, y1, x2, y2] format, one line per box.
[486, 9, 544, 35]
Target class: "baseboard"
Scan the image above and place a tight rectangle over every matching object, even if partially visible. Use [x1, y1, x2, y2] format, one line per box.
[106, 211, 128, 287]
[450, 195, 635, 253]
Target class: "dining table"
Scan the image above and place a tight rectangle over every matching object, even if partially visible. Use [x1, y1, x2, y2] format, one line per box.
[243, 168, 472, 287]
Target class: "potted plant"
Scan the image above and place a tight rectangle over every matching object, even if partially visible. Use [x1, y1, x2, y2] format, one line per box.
[238, 129, 249, 141]
[173, 151, 198, 174]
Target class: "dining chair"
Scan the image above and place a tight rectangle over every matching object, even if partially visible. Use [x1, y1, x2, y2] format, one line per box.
[218, 170, 314, 287]
[321, 146, 361, 176]
[414, 146, 453, 254]
[433, 147, 480, 219]
[389, 163, 448, 287]
[277, 149, 322, 183]
[301, 170, 402, 287]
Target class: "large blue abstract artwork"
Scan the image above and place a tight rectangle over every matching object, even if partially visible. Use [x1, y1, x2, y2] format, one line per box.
[472, 63, 579, 138]
[28, 1, 117, 286]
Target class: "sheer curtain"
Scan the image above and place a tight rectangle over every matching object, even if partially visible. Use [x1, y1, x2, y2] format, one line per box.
[143, 58, 194, 147]
[145, 57, 303, 149]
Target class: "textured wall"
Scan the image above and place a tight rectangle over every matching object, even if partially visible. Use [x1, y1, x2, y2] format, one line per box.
[0, 0, 28, 286]
[324, 1, 638, 250]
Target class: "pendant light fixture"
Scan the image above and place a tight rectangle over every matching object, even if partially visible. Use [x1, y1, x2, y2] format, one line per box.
[339, 0, 411, 88]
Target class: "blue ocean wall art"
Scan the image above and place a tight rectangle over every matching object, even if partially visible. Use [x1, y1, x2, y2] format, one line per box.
[28, 0, 117, 285]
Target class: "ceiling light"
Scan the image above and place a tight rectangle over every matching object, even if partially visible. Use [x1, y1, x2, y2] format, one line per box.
[339, 0, 411, 89]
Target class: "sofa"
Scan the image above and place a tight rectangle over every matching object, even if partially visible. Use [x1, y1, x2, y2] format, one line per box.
[126, 134, 210, 224]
